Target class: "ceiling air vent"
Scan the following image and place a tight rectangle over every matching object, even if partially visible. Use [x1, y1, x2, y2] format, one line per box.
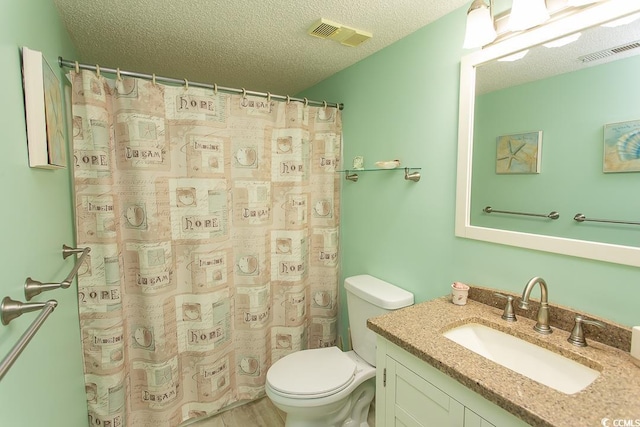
[338, 29, 372, 47]
[308, 18, 372, 47]
[308, 19, 341, 39]
[579, 40, 640, 63]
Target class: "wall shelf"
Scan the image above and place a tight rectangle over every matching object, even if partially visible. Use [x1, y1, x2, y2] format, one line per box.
[337, 167, 421, 182]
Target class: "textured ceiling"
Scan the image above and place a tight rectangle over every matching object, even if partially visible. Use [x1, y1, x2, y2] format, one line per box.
[477, 16, 640, 95]
[53, 0, 469, 96]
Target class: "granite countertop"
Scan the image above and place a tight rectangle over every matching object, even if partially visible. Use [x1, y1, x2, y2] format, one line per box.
[367, 295, 640, 427]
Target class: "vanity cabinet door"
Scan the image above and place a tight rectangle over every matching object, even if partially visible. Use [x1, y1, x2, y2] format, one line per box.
[384, 355, 465, 426]
[464, 408, 496, 427]
[376, 336, 530, 427]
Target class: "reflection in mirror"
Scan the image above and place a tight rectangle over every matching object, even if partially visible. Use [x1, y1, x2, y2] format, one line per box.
[456, 2, 640, 267]
[473, 15, 640, 246]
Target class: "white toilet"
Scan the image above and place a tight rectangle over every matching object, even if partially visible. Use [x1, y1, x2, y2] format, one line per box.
[266, 274, 414, 427]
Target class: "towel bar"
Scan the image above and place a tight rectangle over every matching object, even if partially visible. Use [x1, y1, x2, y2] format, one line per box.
[573, 214, 640, 226]
[0, 298, 58, 381]
[483, 206, 559, 220]
[24, 244, 90, 301]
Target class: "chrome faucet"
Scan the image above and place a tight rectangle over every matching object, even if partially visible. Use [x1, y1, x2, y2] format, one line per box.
[519, 276, 552, 335]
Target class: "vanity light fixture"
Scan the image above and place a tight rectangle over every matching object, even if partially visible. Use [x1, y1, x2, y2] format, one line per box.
[463, 0, 497, 49]
[543, 32, 582, 48]
[508, 0, 550, 31]
[567, 0, 602, 6]
[462, 0, 602, 50]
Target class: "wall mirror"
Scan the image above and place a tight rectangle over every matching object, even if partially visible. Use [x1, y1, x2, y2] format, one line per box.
[456, 2, 640, 267]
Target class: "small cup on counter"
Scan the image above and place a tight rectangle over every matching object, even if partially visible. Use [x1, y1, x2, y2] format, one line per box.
[451, 282, 470, 305]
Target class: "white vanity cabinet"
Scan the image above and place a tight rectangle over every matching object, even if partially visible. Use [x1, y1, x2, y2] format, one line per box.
[376, 337, 530, 427]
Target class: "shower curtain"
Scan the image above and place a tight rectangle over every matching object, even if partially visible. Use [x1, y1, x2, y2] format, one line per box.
[69, 70, 342, 427]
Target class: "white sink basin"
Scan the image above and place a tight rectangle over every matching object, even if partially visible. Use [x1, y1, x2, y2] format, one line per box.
[443, 323, 599, 394]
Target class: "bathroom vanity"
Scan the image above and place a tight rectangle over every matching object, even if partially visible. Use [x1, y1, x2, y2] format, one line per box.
[368, 291, 640, 427]
[376, 337, 528, 427]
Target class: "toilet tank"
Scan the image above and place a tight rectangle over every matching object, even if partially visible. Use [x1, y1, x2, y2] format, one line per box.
[345, 275, 414, 366]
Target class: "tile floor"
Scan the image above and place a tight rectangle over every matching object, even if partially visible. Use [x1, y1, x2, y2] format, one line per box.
[188, 396, 375, 426]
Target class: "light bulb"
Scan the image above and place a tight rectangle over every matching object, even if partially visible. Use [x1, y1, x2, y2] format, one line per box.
[508, 0, 550, 31]
[463, 1, 497, 49]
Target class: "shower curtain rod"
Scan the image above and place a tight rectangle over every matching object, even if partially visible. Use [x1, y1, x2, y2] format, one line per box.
[58, 57, 344, 110]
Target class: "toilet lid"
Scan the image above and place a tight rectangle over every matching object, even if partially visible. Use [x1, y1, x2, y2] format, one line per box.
[267, 347, 356, 397]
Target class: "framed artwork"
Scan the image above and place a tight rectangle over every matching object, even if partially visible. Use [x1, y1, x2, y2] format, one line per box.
[495, 131, 542, 174]
[22, 47, 66, 169]
[603, 119, 640, 173]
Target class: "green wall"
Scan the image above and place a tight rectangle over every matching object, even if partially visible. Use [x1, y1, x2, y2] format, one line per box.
[472, 55, 640, 247]
[0, 0, 87, 425]
[301, 6, 640, 343]
[1, 1, 639, 424]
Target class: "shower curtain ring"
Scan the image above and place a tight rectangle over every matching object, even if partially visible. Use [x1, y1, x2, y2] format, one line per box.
[95, 64, 100, 78]
[213, 83, 218, 95]
[152, 74, 156, 85]
[184, 78, 189, 90]
[323, 100, 327, 109]
[286, 95, 291, 104]
[266, 92, 271, 103]
[241, 88, 246, 98]
[116, 68, 122, 81]
[74, 61, 79, 73]
[303, 97, 308, 107]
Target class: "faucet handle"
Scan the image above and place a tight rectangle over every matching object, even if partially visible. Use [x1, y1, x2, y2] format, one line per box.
[493, 293, 517, 322]
[568, 314, 605, 347]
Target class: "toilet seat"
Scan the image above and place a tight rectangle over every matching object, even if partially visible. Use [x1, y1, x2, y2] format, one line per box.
[267, 347, 356, 399]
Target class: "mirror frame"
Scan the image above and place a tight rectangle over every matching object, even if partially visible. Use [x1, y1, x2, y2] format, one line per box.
[455, 1, 640, 268]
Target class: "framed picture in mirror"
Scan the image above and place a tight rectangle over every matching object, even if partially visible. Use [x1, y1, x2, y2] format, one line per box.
[495, 131, 542, 174]
[603, 119, 640, 173]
